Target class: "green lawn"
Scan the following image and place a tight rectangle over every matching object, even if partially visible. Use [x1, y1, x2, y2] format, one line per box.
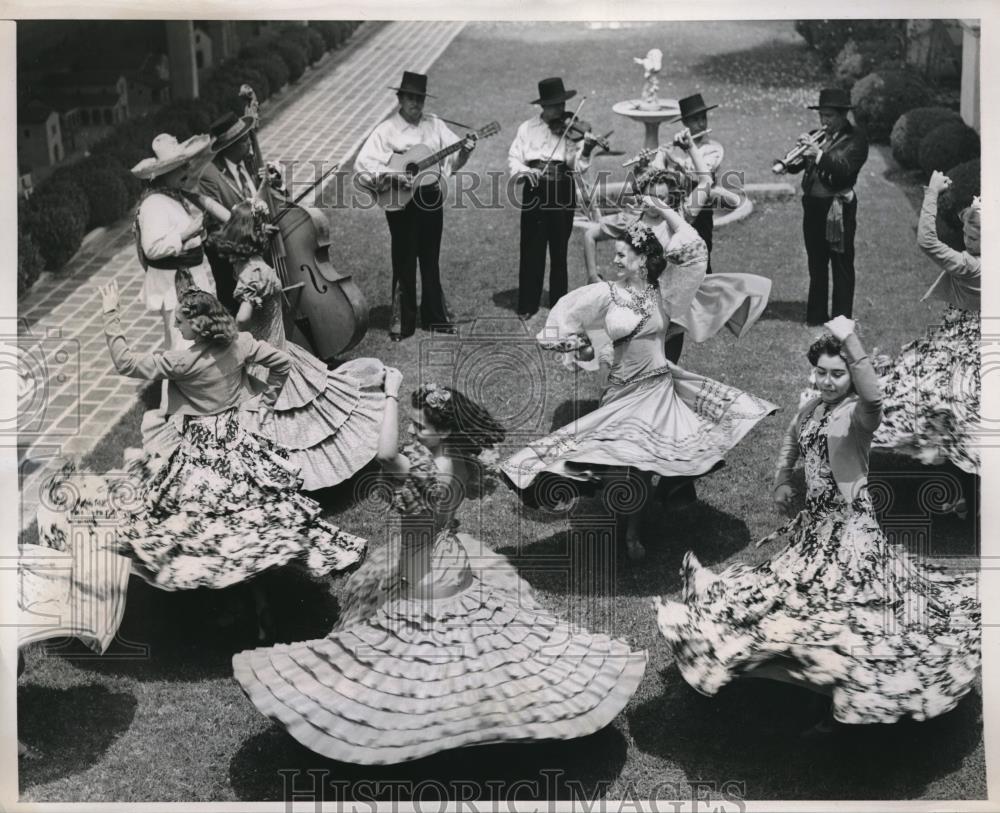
[18, 20, 983, 803]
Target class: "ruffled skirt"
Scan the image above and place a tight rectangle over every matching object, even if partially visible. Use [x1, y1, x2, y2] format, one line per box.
[872, 306, 980, 474]
[241, 350, 387, 490]
[120, 409, 366, 591]
[232, 527, 647, 764]
[655, 493, 981, 724]
[502, 363, 777, 493]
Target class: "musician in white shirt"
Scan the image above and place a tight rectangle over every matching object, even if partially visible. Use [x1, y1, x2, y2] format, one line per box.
[354, 71, 474, 341]
[508, 77, 595, 319]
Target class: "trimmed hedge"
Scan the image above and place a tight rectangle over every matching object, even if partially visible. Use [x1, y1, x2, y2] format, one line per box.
[889, 106, 962, 169]
[18, 21, 364, 294]
[833, 37, 903, 91]
[851, 68, 932, 143]
[53, 156, 132, 229]
[917, 120, 980, 176]
[18, 220, 45, 298]
[24, 187, 89, 270]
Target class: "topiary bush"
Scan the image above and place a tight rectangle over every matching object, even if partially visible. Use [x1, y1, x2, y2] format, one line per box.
[833, 37, 904, 90]
[851, 68, 932, 143]
[246, 53, 290, 96]
[917, 120, 980, 176]
[272, 38, 308, 83]
[890, 106, 962, 169]
[304, 26, 327, 63]
[934, 157, 980, 250]
[24, 190, 89, 271]
[18, 221, 45, 298]
[310, 21, 344, 50]
[57, 157, 131, 229]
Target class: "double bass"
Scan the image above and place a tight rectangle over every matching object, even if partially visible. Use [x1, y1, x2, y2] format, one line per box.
[239, 84, 369, 362]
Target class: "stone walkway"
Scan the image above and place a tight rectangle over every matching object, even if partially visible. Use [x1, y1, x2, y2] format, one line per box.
[16, 20, 466, 526]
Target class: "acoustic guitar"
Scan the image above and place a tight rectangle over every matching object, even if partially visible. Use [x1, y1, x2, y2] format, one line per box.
[361, 121, 501, 211]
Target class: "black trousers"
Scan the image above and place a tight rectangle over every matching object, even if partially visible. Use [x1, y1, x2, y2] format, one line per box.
[385, 184, 448, 335]
[802, 195, 857, 324]
[518, 176, 576, 314]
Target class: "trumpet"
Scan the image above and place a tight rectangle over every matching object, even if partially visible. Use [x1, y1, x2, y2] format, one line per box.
[621, 128, 712, 168]
[772, 127, 827, 174]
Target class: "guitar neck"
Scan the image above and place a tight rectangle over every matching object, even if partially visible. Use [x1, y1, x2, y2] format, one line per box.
[413, 139, 469, 174]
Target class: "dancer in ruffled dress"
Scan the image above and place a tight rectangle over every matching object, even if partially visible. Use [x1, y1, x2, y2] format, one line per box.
[233, 374, 647, 764]
[502, 216, 776, 560]
[872, 173, 980, 494]
[655, 317, 980, 734]
[208, 198, 389, 490]
[98, 280, 365, 603]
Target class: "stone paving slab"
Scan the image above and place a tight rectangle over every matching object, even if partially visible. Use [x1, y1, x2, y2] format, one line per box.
[17, 21, 466, 528]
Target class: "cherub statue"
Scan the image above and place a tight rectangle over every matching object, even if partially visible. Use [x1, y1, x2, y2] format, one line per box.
[633, 48, 663, 109]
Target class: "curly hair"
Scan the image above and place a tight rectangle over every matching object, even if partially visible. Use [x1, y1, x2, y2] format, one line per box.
[410, 383, 506, 456]
[623, 220, 668, 285]
[177, 290, 238, 346]
[806, 334, 845, 366]
[208, 200, 269, 260]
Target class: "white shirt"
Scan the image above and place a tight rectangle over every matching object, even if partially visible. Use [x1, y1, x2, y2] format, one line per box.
[354, 112, 462, 179]
[223, 157, 257, 198]
[659, 138, 724, 180]
[508, 116, 592, 177]
[138, 192, 203, 260]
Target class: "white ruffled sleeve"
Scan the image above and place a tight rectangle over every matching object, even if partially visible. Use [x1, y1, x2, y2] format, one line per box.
[536, 282, 612, 351]
[657, 223, 707, 324]
[672, 273, 772, 343]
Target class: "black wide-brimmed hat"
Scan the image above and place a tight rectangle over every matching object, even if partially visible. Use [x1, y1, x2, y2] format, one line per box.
[532, 77, 576, 106]
[209, 112, 255, 151]
[388, 71, 435, 98]
[808, 87, 854, 110]
[670, 93, 719, 123]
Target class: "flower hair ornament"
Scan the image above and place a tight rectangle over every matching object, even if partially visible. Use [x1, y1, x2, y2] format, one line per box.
[422, 382, 453, 412]
[624, 218, 659, 258]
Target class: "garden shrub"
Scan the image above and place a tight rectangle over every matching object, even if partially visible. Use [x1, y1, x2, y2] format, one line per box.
[246, 53, 290, 95]
[272, 39, 308, 83]
[18, 222, 45, 297]
[917, 120, 980, 176]
[833, 37, 903, 90]
[795, 20, 903, 67]
[58, 156, 131, 229]
[851, 68, 932, 143]
[24, 190, 88, 270]
[889, 106, 962, 169]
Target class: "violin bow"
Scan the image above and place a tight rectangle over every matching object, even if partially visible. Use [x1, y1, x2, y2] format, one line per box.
[536, 97, 587, 181]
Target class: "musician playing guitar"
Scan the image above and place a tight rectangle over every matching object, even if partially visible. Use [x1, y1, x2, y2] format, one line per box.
[354, 71, 475, 342]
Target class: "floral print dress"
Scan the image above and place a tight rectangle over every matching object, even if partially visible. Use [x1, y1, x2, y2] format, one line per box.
[656, 406, 980, 724]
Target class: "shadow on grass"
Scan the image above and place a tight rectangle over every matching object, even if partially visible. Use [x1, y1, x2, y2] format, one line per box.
[65, 568, 340, 682]
[549, 398, 601, 432]
[368, 304, 392, 332]
[492, 288, 520, 313]
[694, 39, 826, 88]
[18, 684, 138, 788]
[631, 675, 984, 799]
[759, 299, 806, 323]
[228, 722, 629, 801]
[499, 499, 750, 597]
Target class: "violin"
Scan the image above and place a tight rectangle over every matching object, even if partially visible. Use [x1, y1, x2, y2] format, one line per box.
[240, 85, 369, 361]
[547, 111, 613, 153]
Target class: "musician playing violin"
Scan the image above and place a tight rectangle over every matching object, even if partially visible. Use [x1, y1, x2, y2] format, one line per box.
[354, 71, 475, 342]
[785, 88, 869, 325]
[508, 77, 599, 319]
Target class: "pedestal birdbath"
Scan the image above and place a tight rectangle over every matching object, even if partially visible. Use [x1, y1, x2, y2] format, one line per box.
[612, 98, 681, 151]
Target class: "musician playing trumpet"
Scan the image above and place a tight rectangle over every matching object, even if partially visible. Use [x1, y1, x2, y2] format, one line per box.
[780, 87, 869, 325]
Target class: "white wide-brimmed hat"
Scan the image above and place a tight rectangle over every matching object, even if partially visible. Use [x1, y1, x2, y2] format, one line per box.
[131, 133, 213, 180]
